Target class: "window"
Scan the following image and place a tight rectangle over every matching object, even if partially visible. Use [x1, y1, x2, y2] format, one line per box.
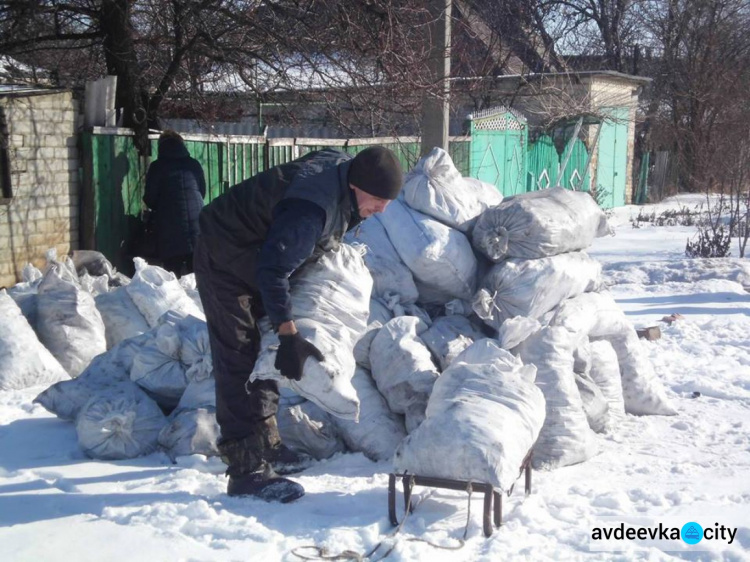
[0, 106, 11, 200]
[0, 107, 13, 201]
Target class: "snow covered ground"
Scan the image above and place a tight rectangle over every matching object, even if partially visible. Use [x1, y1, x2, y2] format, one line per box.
[1, 194, 749, 561]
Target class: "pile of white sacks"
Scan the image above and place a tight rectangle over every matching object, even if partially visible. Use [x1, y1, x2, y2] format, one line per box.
[1, 147, 676, 492]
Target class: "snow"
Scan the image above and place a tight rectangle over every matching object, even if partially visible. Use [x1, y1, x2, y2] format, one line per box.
[2, 194, 750, 561]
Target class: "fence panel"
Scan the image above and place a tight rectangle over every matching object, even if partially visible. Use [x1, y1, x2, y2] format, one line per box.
[83, 131, 147, 274]
[527, 135, 559, 191]
[268, 139, 296, 167]
[346, 137, 421, 172]
[559, 138, 590, 191]
[449, 138, 471, 176]
[83, 131, 489, 273]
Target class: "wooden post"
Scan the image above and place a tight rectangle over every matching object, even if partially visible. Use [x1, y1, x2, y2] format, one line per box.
[420, 0, 452, 157]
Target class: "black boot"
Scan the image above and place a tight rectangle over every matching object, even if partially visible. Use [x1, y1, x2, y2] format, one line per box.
[268, 443, 315, 475]
[256, 415, 315, 475]
[226, 461, 305, 503]
[218, 421, 305, 503]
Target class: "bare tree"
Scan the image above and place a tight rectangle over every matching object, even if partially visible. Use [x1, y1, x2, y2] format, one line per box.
[543, 0, 644, 73]
[0, 0, 441, 151]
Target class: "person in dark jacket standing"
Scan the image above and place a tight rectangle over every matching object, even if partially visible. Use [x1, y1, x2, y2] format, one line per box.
[144, 130, 206, 275]
[194, 146, 403, 503]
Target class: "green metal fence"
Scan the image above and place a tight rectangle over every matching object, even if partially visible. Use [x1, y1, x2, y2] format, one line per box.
[527, 135, 558, 191]
[81, 129, 471, 272]
[526, 135, 592, 193]
[559, 138, 591, 192]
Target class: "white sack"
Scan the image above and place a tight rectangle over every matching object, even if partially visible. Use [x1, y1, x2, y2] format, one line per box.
[378, 199, 477, 304]
[71, 250, 115, 278]
[279, 386, 307, 408]
[277, 401, 346, 460]
[79, 272, 111, 297]
[10, 264, 42, 329]
[572, 341, 609, 432]
[443, 298, 473, 317]
[36, 263, 107, 377]
[369, 316, 439, 432]
[178, 273, 204, 314]
[250, 245, 372, 420]
[472, 187, 613, 262]
[158, 408, 220, 459]
[95, 286, 151, 349]
[176, 377, 216, 412]
[171, 314, 212, 382]
[589, 339, 626, 425]
[402, 147, 502, 233]
[44, 248, 80, 283]
[369, 298, 395, 325]
[354, 301, 430, 371]
[575, 372, 609, 433]
[550, 292, 677, 416]
[353, 321, 383, 370]
[473, 251, 602, 331]
[345, 217, 419, 305]
[383, 298, 433, 326]
[394, 339, 544, 491]
[0, 290, 68, 390]
[498, 316, 542, 350]
[517, 326, 599, 468]
[34, 333, 151, 420]
[573, 341, 592, 375]
[130, 322, 188, 409]
[125, 258, 205, 327]
[22, 262, 43, 282]
[7, 280, 40, 330]
[420, 315, 486, 370]
[76, 385, 168, 460]
[331, 367, 407, 461]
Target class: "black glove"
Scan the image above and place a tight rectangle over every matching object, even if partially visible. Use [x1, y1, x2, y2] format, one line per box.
[275, 332, 324, 381]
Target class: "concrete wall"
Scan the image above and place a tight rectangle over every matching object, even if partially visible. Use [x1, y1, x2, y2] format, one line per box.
[0, 90, 79, 287]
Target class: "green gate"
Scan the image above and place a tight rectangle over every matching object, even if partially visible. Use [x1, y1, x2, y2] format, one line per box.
[81, 132, 145, 271]
[559, 137, 591, 191]
[596, 107, 629, 208]
[469, 107, 527, 197]
[527, 134, 558, 191]
[82, 130, 265, 273]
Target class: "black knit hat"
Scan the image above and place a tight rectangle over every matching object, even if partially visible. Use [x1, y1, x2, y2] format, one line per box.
[348, 146, 403, 200]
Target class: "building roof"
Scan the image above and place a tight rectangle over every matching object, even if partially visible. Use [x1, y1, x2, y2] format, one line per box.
[0, 84, 68, 97]
[453, 70, 652, 87]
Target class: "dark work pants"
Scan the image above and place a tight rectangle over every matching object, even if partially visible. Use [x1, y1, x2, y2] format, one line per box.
[193, 238, 279, 443]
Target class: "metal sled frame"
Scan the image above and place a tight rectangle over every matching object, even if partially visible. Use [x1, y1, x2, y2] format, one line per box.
[388, 451, 533, 538]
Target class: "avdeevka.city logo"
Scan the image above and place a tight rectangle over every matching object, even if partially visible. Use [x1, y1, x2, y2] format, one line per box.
[590, 520, 738, 550]
[682, 522, 703, 545]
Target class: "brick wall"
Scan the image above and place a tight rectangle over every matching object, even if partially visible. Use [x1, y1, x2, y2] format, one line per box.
[0, 90, 79, 287]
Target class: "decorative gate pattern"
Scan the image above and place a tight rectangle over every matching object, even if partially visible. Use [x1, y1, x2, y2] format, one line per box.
[527, 135, 559, 191]
[527, 135, 591, 193]
[469, 106, 528, 197]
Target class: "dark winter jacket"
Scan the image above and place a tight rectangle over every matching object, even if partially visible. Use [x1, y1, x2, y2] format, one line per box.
[144, 138, 206, 260]
[198, 149, 361, 324]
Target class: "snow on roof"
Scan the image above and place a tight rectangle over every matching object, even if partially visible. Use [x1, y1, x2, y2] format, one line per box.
[0, 84, 58, 96]
[0, 54, 51, 86]
[196, 58, 380, 94]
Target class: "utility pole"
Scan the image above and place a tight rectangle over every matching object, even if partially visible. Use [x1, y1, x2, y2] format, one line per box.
[420, 0, 452, 156]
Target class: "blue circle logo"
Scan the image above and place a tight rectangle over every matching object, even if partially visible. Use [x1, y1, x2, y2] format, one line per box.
[682, 522, 703, 544]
